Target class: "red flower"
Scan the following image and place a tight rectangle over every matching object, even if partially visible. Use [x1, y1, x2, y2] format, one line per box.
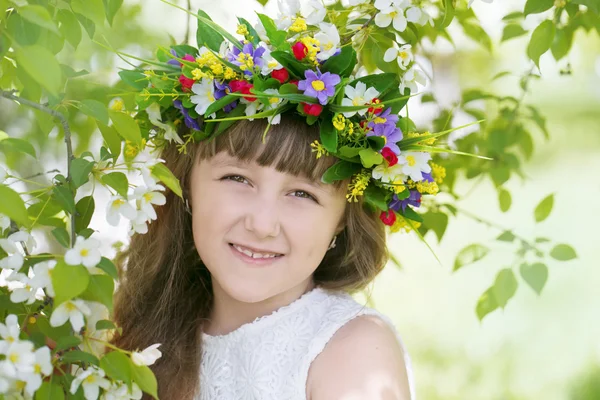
[271, 68, 290, 84]
[289, 79, 299, 87]
[182, 54, 196, 62]
[292, 42, 308, 60]
[379, 210, 396, 226]
[359, 120, 373, 131]
[368, 98, 384, 114]
[303, 103, 323, 116]
[179, 75, 195, 91]
[229, 79, 257, 102]
[381, 147, 398, 167]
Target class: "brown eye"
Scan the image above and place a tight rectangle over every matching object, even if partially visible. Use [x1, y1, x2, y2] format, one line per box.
[292, 190, 317, 202]
[222, 175, 248, 184]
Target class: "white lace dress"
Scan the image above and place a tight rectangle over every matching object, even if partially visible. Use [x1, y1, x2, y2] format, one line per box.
[198, 286, 415, 400]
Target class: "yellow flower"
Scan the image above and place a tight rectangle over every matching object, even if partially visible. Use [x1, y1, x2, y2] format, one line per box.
[391, 179, 406, 194]
[346, 171, 370, 202]
[191, 68, 206, 80]
[223, 67, 237, 80]
[416, 180, 439, 195]
[237, 53, 255, 71]
[431, 162, 446, 184]
[290, 17, 307, 33]
[109, 98, 125, 112]
[236, 24, 249, 36]
[210, 63, 224, 76]
[333, 114, 346, 131]
[300, 37, 320, 63]
[390, 216, 421, 233]
[310, 140, 329, 159]
[406, 131, 437, 145]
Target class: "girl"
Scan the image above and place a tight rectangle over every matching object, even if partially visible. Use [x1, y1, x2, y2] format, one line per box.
[111, 111, 415, 400]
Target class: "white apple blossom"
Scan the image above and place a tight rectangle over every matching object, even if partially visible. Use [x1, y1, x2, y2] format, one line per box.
[261, 89, 284, 125]
[128, 209, 152, 236]
[341, 81, 380, 117]
[4, 341, 35, 375]
[469, 0, 494, 7]
[19, 346, 52, 396]
[372, 163, 407, 183]
[275, 0, 301, 30]
[375, 0, 409, 32]
[348, 0, 370, 5]
[65, 236, 102, 269]
[131, 343, 162, 367]
[29, 260, 56, 297]
[106, 195, 137, 227]
[0, 229, 35, 271]
[8, 230, 36, 253]
[70, 365, 111, 400]
[315, 23, 341, 62]
[102, 381, 142, 400]
[146, 103, 182, 144]
[190, 78, 216, 116]
[399, 66, 427, 93]
[259, 42, 283, 76]
[253, 21, 269, 42]
[0, 214, 10, 232]
[396, 151, 432, 181]
[50, 299, 92, 332]
[133, 184, 166, 222]
[0, 315, 21, 354]
[6, 272, 37, 305]
[303, 0, 327, 25]
[242, 98, 265, 121]
[384, 44, 413, 70]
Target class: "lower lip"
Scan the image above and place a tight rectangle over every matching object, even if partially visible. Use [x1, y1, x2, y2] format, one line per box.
[229, 244, 283, 267]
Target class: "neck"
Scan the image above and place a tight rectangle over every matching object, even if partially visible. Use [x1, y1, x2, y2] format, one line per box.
[204, 278, 316, 336]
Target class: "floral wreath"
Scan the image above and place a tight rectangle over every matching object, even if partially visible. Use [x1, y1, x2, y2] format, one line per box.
[116, 0, 485, 237]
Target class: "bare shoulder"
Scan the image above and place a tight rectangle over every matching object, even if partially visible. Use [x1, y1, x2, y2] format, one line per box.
[307, 314, 412, 400]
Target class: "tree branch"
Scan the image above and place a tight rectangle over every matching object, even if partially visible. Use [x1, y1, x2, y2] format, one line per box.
[1, 90, 77, 247]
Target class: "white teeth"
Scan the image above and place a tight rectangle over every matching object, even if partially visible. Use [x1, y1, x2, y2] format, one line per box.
[233, 244, 280, 259]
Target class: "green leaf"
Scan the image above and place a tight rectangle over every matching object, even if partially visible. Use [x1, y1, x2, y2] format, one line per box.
[196, 10, 225, 51]
[476, 287, 498, 321]
[70, 158, 95, 189]
[14, 45, 62, 96]
[55, 335, 83, 352]
[61, 350, 99, 365]
[501, 24, 528, 41]
[118, 70, 148, 90]
[498, 187, 512, 212]
[51, 227, 71, 248]
[57, 10, 82, 48]
[571, 0, 599, 14]
[19, 5, 60, 35]
[363, 185, 389, 212]
[79, 99, 109, 125]
[0, 185, 30, 228]
[439, 0, 455, 28]
[524, 0, 554, 15]
[496, 231, 516, 242]
[270, 51, 308, 79]
[358, 149, 383, 168]
[151, 163, 182, 198]
[400, 206, 424, 223]
[421, 211, 448, 242]
[71, 0, 105, 26]
[35, 381, 65, 400]
[74, 12, 96, 39]
[75, 196, 95, 233]
[101, 351, 133, 387]
[256, 13, 286, 49]
[320, 115, 337, 153]
[551, 28, 573, 61]
[109, 110, 142, 145]
[131, 363, 158, 399]
[237, 17, 260, 45]
[321, 46, 357, 76]
[321, 161, 362, 184]
[527, 20, 555, 69]
[51, 261, 90, 306]
[492, 268, 518, 308]
[0, 137, 36, 158]
[534, 193, 554, 222]
[101, 172, 129, 198]
[453, 244, 489, 272]
[549, 244, 577, 261]
[97, 257, 119, 280]
[98, 123, 122, 160]
[519, 262, 548, 295]
[204, 94, 238, 117]
[96, 319, 117, 331]
[80, 274, 114, 312]
[463, 22, 492, 52]
[104, 0, 123, 25]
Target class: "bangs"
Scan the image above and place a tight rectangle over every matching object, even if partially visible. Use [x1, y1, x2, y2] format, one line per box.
[194, 112, 346, 190]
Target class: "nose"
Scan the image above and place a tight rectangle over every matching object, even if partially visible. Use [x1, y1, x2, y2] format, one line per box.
[244, 194, 281, 239]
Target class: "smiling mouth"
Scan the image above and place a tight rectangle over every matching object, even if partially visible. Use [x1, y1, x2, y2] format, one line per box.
[229, 243, 284, 259]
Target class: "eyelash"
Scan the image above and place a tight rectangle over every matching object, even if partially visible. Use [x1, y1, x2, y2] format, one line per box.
[221, 175, 318, 202]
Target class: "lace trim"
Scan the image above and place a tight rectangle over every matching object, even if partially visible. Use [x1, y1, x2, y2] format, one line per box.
[202, 286, 326, 344]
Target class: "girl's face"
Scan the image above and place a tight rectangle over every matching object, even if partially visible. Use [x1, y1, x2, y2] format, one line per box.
[189, 151, 346, 303]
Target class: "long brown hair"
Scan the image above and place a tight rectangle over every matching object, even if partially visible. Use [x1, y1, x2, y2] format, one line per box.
[111, 112, 389, 399]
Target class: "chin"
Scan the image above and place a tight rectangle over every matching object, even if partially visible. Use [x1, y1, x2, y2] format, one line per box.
[215, 277, 278, 304]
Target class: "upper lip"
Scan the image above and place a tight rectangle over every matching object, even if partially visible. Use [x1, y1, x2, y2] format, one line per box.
[230, 243, 284, 255]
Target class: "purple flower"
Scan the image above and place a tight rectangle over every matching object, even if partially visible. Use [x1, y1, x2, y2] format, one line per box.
[367, 108, 403, 155]
[298, 69, 341, 106]
[228, 42, 265, 77]
[167, 49, 181, 67]
[173, 100, 201, 130]
[422, 171, 434, 183]
[389, 190, 422, 213]
[212, 80, 238, 113]
[317, 48, 342, 66]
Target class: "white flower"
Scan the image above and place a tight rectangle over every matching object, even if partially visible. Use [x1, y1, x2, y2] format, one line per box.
[9, 229, 37, 253]
[133, 184, 166, 221]
[128, 209, 152, 236]
[190, 78, 216, 116]
[469, 0, 494, 7]
[259, 42, 283, 76]
[242, 98, 265, 121]
[65, 236, 102, 269]
[396, 151, 432, 181]
[0, 213, 10, 232]
[6, 272, 37, 305]
[303, 0, 326, 25]
[102, 381, 142, 400]
[0, 238, 24, 271]
[405, 6, 422, 24]
[0, 314, 21, 354]
[315, 23, 341, 62]
[349, 0, 370, 5]
[146, 103, 182, 144]
[5, 341, 36, 384]
[341, 81, 380, 117]
[29, 260, 56, 297]
[384, 44, 413, 70]
[253, 21, 269, 43]
[372, 163, 407, 183]
[20, 346, 52, 396]
[131, 343, 162, 367]
[262, 89, 284, 125]
[0, 165, 6, 182]
[70, 365, 111, 400]
[374, 0, 409, 32]
[50, 299, 92, 332]
[106, 195, 137, 227]
[275, 0, 301, 30]
[399, 66, 427, 93]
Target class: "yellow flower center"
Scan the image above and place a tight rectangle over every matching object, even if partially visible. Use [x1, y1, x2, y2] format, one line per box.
[406, 155, 416, 166]
[352, 97, 364, 106]
[34, 364, 42, 374]
[112, 199, 125, 209]
[269, 97, 280, 105]
[373, 117, 387, 124]
[399, 51, 408, 59]
[65, 302, 77, 311]
[80, 248, 89, 257]
[85, 375, 97, 384]
[389, 11, 398, 18]
[143, 192, 154, 202]
[16, 380, 26, 390]
[9, 353, 19, 363]
[311, 80, 325, 91]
